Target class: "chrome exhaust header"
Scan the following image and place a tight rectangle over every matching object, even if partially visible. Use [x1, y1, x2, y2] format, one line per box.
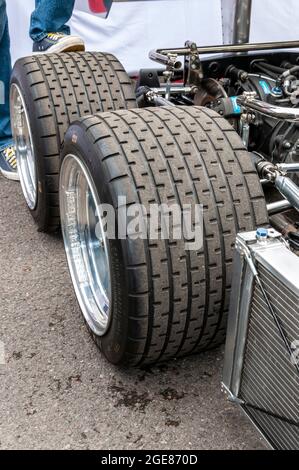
[237, 94, 299, 122]
[256, 159, 299, 214]
[275, 175, 299, 213]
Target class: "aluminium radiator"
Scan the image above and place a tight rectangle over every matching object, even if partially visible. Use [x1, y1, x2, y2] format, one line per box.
[222, 229, 299, 450]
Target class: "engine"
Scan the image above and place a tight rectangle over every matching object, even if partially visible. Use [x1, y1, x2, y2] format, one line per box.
[201, 62, 299, 168]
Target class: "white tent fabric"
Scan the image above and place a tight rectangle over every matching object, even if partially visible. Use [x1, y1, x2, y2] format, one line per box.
[250, 0, 299, 43]
[7, 0, 222, 73]
[6, 0, 299, 74]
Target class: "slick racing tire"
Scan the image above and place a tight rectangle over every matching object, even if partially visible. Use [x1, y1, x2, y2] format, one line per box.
[10, 52, 137, 232]
[59, 106, 269, 366]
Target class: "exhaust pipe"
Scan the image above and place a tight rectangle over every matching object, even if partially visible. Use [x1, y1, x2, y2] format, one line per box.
[237, 95, 299, 122]
[257, 159, 299, 214]
[275, 175, 299, 213]
[267, 200, 292, 215]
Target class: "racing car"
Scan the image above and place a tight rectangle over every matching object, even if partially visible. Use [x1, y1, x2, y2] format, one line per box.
[9, 0, 299, 449]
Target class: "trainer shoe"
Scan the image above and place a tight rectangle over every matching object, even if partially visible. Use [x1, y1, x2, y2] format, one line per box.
[0, 144, 19, 181]
[33, 32, 85, 53]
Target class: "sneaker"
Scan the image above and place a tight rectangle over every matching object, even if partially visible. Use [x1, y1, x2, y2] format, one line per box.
[33, 32, 85, 54]
[0, 145, 19, 181]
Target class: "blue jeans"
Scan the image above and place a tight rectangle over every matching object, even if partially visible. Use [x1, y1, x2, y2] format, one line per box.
[0, 0, 12, 150]
[30, 0, 75, 42]
[0, 0, 75, 149]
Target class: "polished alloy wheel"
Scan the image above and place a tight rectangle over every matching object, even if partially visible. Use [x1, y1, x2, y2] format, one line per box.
[60, 154, 112, 336]
[10, 83, 37, 210]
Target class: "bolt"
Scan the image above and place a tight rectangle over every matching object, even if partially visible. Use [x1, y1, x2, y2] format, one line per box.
[240, 72, 248, 82]
[283, 140, 292, 150]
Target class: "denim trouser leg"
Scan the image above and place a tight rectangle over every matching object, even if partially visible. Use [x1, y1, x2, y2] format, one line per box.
[30, 0, 76, 43]
[0, 0, 12, 150]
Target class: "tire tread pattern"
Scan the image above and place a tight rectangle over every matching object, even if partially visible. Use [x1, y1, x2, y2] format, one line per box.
[14, 52, 136, 231]
[70, 106, 268, 366]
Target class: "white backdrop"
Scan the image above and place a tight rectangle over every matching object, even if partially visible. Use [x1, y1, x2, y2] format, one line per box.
[7, 0, 222, 73]
[6, 0, 299, 74]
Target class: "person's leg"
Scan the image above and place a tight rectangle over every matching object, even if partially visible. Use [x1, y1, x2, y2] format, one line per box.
[0, 0, 18, 180]
[30, 0, 75, 42]
[0, 0, 12, 151]
[30, 0, 84, 53]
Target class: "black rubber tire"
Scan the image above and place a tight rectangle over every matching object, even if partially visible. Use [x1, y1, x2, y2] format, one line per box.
[10, 52, 137, 232]
[61, 106, 269, 366]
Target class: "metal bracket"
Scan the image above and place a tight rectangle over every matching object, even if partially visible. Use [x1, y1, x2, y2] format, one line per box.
[184, 41, 203, 88]
[221, 383, 245, 405]
[239, 91, 257, 146]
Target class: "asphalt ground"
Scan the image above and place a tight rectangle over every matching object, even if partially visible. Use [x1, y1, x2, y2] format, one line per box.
[0, 177, 267, 450]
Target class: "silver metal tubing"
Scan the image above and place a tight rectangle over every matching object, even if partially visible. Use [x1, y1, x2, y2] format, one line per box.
[145, 89, 175, 107]
[150, 86, 193, 95]
[151, 40, 299, 59]
[276, 163, 299, 173]
[275, 175, 299, 212]
[237, 95, 299, 122]
[267, 200, 292, 215]
[148, 50, 182, 69]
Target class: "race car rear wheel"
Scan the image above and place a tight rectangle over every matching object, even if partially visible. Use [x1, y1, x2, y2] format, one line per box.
[60, 106, 269, 366]
[10, 52, 137, 232]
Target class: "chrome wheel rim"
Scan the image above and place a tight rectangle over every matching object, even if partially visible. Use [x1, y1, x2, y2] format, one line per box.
[10, 83, 37, 210]
[60, 154, 112, 336]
